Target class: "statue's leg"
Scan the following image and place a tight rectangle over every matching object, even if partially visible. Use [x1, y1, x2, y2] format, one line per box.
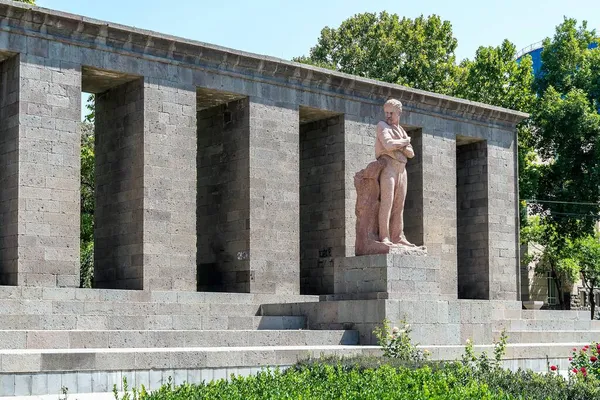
[392, 168, 414, 246]
[378, 164, 396, 245]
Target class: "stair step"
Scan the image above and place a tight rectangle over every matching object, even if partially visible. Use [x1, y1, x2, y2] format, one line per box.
[0, 315, 306, 331]
[493, 330, 600, 343]
[494, 319, 600, 331]
[0, 286, 319, 305]
[0, 329, 358, 349]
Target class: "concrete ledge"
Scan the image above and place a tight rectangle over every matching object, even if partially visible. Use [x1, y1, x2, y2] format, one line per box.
[0, 329, 357, 349]
[0, 343, 584, 396]
[0, 345, 378, 373]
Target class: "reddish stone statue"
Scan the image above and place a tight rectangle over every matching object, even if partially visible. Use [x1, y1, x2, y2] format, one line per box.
[354, 99, 426, 256]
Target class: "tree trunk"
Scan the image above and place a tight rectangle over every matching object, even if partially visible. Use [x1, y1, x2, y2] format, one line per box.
[590, 287, 596, 320]
[554, 276, 565, 309]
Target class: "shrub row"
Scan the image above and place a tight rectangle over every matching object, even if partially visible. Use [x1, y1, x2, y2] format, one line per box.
[115, 358, 600, 400]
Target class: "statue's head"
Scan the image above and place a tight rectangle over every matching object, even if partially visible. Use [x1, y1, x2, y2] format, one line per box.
[383, 99, 402, 126]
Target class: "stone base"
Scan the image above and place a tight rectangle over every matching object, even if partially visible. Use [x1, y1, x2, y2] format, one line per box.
[357, 240, 428, 256]
[333, 254, 439, 298]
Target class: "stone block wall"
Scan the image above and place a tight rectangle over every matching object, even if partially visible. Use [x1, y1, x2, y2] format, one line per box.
[0, 54, 19, 285]
[420, 130, 457, 299]
[457, 140, 489, 299]
[300, 116, 345, 295]
[487, 130, 519, 300]
[404, 129, 424, 246]
[333, 254, 440, 298]
[94, 79, 145, 289]
[197, 99, 250, 292]
[17, 52, 81, 287]
[0, 2, 525, 294]
[248, 99, 299, 294]
[142, 81, 197, 291]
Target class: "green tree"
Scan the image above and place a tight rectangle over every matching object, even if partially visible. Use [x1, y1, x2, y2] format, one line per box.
[294, 12, 460, 95]
[521, 216, 580, 308]
[15, 0, 35, 4]
[452, 40, 539, 225]
[80, 120, 94, 288]
[570, 235, 600, 319]
[531, 18, 600, 238]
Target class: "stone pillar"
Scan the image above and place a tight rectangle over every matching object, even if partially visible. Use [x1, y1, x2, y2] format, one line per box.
[197, 99, 250, 292]
[143, 81, 197, 291]
[248, 98, 299, 294]
[95, 79, 197, 291]
[16, 53, 81, 286]
[457, 140, 489, 299]
[0, 54, 20, 285]
[299, 115, 345, 295]
[94, 79, 145, 289]
[422, 131, 457, 299]
[488, 131, 518, 300]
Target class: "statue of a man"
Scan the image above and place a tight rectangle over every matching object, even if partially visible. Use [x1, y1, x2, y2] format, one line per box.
[375, 99, 415, 247]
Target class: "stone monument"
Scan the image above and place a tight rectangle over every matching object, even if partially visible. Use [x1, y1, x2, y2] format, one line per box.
[354, 99, 427, 256]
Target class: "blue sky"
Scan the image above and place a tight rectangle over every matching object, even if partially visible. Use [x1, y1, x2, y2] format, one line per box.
[37, 0, 599, 63]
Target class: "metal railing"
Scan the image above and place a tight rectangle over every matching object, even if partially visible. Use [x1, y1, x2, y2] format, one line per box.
[516, 40, 544, 59]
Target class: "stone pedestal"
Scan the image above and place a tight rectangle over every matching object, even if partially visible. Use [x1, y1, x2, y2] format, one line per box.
[333, 254, 439, 300]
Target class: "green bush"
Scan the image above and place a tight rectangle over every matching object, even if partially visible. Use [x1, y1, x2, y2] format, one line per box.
[113, 357, 600, 400]
[116, 364, 514, 400]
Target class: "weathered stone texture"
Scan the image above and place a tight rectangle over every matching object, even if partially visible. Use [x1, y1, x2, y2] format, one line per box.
[418, 129, 458, 299]
[300, 116, 345, 295]
[0, 54, 19, 285]
[143, 82, 197, 291]
[403, 130, 424, 245]
[197, 99, 250, 292]
[248, 99, 299, 294]
[17, 53, 81, 287]
[94, 78, 145, 290]
[487, 130, 518, 301]
[457, 140, 489, 299]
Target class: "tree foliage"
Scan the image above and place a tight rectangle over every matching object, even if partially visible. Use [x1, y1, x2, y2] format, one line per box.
[15, 0, 35, 4]
[294, 12, 460, 95]
[80, 121, 95, 288]
[521, 216, 580, 307]
[570, 235, 600, 318]
[530, 18, 600, 238]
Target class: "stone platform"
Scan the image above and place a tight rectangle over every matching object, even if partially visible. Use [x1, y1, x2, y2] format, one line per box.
[333, 254, 440, 300]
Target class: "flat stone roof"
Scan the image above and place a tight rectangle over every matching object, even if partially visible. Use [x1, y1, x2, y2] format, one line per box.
[0, 0, 529, 126]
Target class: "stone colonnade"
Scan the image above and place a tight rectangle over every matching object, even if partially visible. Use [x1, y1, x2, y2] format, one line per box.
[0, 2, 526, 299]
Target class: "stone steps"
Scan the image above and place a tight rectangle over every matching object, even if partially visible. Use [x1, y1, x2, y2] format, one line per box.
[0, 329, 357, 350]
[494, 318, 600, 332]
[0, 287, 319, 306]
[0, 314, 307, 331]
[493, 330, 600, 344]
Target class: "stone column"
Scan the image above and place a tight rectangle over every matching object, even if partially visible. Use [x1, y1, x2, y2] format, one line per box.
[421, 131, 457, 299]
[488, 130, 518, 300]
[2, 51, 82, 287]
[143, 81, 197, 291]
[94, 79, 145, 290]
[95, 79, 197, 291]
[0, 54, 20, 286]
[248, 98, 299, 294]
